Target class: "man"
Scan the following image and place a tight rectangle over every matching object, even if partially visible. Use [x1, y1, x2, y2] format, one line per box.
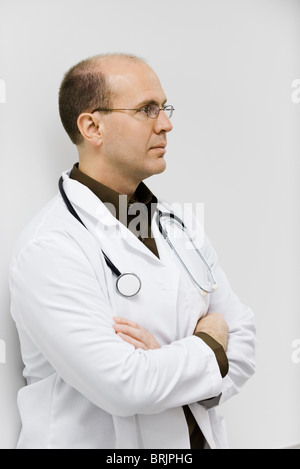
[9, 53, 256, 449]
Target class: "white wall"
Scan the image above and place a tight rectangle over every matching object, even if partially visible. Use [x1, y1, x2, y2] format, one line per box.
[1, 0, 299, 449]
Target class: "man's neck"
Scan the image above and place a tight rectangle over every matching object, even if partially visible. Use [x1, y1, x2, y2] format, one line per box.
[78, 162, 139, 198]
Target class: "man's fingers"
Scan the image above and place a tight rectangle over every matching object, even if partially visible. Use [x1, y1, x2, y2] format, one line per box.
[113, 316, 161, 350]
[113, 322, 144, 342]
[116, 332, 148, 350]
[113, 316, 140, 329]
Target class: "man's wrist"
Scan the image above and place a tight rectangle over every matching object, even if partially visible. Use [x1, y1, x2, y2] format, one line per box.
[195, 331, 229, 378]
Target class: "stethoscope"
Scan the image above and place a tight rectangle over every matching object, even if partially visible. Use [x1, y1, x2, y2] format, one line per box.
[59, 177, 217, 298]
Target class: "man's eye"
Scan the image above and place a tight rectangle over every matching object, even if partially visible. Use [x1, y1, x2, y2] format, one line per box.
[139, 106, 149, 114]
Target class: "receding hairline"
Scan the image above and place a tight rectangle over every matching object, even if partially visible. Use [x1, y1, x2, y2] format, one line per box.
[71, 53, 158, 104]
[72, 53, 149, 75]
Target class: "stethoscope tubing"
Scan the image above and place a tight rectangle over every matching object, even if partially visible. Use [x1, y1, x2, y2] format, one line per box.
[157, 210, 217, 295]
[59, 177, 122, 278]
[59, 177, 217, 297]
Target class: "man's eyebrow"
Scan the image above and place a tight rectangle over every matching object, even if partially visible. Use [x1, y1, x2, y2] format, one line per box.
[135, 98, 168, 108]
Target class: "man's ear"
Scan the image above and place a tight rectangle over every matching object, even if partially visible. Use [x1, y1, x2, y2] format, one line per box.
[77, 112, 102, 147]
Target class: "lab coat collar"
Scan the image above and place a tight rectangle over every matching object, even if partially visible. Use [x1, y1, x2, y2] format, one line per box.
[61, 170, 162, 263]
[62, 169, 114, 225]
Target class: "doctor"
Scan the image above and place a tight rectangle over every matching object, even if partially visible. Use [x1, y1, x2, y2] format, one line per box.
[9, 53, 256, 449]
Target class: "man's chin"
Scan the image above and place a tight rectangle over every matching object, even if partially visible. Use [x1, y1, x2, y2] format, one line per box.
[148, 158, 167, 177]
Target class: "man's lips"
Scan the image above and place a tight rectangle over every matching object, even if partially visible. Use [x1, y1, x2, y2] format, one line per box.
[150, 143, 167, 150]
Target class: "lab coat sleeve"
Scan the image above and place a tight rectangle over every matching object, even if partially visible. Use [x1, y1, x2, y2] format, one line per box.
[10, 233, 224, 418]
[170, 201, 256, 404]
[176, 202, 256, 405]
[206, 246, 256, 405]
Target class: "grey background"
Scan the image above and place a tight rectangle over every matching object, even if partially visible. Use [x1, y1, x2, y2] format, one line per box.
[0, 0, 299, 449]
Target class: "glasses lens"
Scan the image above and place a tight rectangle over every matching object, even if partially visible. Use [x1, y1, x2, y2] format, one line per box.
[148, 105, 160, 118]
[147, 105, 174, 119]
[164, 105, 173, 119]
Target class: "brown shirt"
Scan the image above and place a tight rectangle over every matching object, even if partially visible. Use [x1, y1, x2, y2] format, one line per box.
[70, 163, 228, 448]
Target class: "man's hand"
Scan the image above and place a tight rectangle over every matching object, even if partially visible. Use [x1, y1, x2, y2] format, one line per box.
[113, 317, 161, 350]
[194, 313, 229, 352]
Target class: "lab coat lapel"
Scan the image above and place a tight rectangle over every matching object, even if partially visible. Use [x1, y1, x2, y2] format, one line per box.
[62, 171, 162, 264]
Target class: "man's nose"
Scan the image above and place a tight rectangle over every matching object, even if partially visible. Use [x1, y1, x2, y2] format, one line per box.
[154, 110, 173, 134]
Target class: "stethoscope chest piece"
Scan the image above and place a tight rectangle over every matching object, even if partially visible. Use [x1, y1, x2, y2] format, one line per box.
[116, 273, 142, 297]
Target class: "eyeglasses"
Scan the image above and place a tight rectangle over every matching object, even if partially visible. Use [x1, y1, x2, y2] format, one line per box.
[92, 104, 175, 119]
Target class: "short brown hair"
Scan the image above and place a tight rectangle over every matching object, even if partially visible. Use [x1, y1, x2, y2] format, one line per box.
[58, 53, 145, 145]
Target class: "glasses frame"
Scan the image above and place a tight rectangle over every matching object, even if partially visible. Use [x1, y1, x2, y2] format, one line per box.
[92, 104, 175, 119]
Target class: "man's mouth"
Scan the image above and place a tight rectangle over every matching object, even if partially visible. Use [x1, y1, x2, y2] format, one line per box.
[150, 142, 167, 151]
[151, 142, 167, 149]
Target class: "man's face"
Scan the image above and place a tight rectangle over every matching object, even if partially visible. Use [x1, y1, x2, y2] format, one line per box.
[99, 61, 173, 183]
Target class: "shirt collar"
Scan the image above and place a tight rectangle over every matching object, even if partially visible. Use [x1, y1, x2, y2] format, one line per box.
[69, 163, 158, 223]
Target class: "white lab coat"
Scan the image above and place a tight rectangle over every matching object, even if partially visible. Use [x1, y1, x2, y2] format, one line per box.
[9, 170, 256, 449]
